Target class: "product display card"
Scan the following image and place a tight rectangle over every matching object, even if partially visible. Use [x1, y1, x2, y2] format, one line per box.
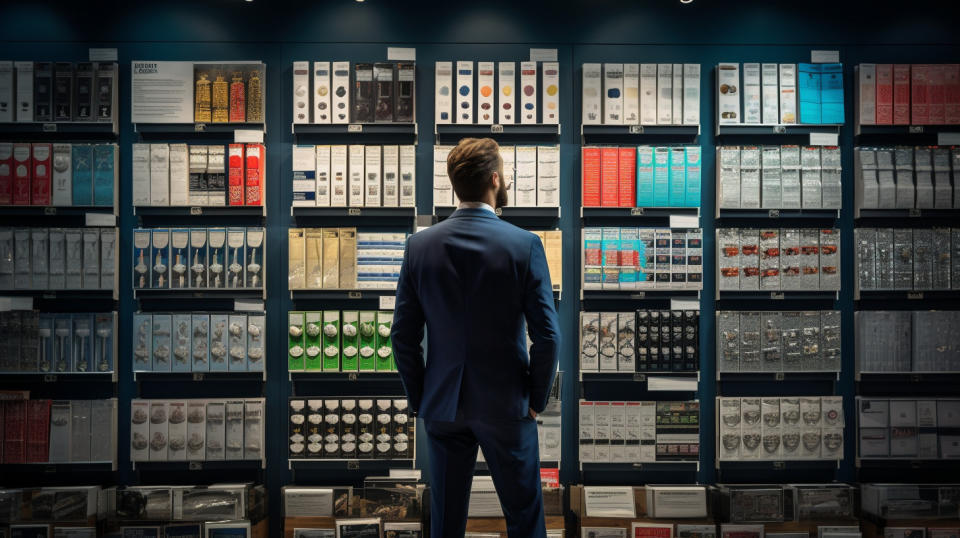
[584, 486, 637, 518]
[584, 530, 628, 538]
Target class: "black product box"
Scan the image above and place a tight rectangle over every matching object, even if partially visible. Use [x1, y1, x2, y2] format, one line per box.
[717, 484, 794, 523]
[636, 310, 650, 372]
[35, 61, 54, 121]
[373, 62, 394, 123]
[394, 62, 415, 123]
[684, 310, 699, 372]
[73, 62, 94, 121]
[659, 309, 672, 371]
[94, 62, 115, 122]
[671, 310, 684, 372]
[340, 399, 358, 459]
[352, 63, 374, 123]
[53, 62, 73, 122]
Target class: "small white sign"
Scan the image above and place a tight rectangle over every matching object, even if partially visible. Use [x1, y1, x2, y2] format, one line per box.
[0, 297, 33, 311]
[379, 295, 396, 310]
[669, 214, 700, 228]
[648, 376, 698, 392]
[89, 48, 118, 62]
[389, 469, 422, 479]
[584, 486, 637, 518]
[530, 48, 558, 62]
[811, 50, 840, 63]
[387, 47, 417, 61]
[809, 132, 839, 146]
[234, 129, 264, 143]
[85, 213, 117, 227]
[234, 299, 265, 312]
[938, 132, 960, 145]
[671, 298, 700, 311]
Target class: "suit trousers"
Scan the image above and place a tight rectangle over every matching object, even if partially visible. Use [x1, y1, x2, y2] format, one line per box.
[423, 414, 546, 538]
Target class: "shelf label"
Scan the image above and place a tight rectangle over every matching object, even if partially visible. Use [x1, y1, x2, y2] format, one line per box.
[529, 48, 558, 62]
[347, 461, 360, 470]
[490, 124, 504, 133]
[629, 125, 644, 134]
[771, 292, 785, 300]
[189, 461, 203, 470]
[811, 50, 840, 63]
[632, 373, 647, 382]
[194, 123, 207, 132]
[348, 208, 362, 216]
[192, 372, 205, 381]
[768, 209, 780, 218]
[234, 299, 265, 312]
[630, 207, 645, 216]
[907, 292, 924, 300]
[348, 291, 362, 299]
[772, 125, 787, 134]
[809, 132, 839, 146]
[909, 125, 925, 134]
[85, 213, 116, 227]
[390, 469, 422, 480]
[911, 373, 922, 382]
[909, 208, 922, 217]
[0, 297, 34, 311]
[387, 47, 417, 61]
[772, 461, 786, 469]
[379, 294, 396, 310]
[648, 376, 698, 391]
[234, 129, 264, 143]
[190, 206, 203, 215]
[44, 207, 57, 215]
[671, 298, 699, 311]
[43, 374, 58, 383]
[42, 123, 57, 133]
[775, 372, 785, 381]
[629, 292, 646, 299]
[938, 132, 960, 145]
[494, 207, 503, 216]
[583, 486, 637, 518]
[670, 214, 699, 228]
[348, 124, 363, 133]
[89, 48, 118, 61]
[348, 373, 358, 381]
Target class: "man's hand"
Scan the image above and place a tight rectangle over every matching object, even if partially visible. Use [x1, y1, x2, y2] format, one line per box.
[528, 408, 537, 419]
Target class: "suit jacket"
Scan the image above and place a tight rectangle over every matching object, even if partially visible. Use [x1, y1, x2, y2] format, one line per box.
[391, 207, 560, 421]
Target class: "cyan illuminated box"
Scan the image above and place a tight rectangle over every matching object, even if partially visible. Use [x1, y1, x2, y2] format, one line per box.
[669, 147, 686, 207]
[798, 63, 821, 124]
[684, 147, 702, 207]
[653, 147, 670, 207]
[820, 63, 844, 124]
[636, 147, 655, 207]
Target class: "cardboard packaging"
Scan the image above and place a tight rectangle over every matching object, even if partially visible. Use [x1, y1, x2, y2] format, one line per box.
[315, 144, 331, 207]
[761, 63, 779, 124]
[381, 144, 399, 207]
[821, 63, 845, 124]
[653, 146, 670, 207]
[373, 62, 395, 123]
[603, 63, 624, 125]
[519, 61, 537, 124]
[31, 143, 52, 206]
[363, 144, 381, 207]
[456, 60, 474, 124]
[582, 146, 601, 207]
[293, 61, 310, 124]
[0, 61, 13, 122]
[348, 144, 364, 207]
[498, 61, 515, 124]
[537, 145, 560, 207]
[717, 63, 740, 124]
[206, 145, 226, 206]
[617, 146, 636, 208]
[515, 145, 537, 207]
[673, 63, 684, 126]
[12, 142, 31, 205]
[15, 61, 34, 122]
[312, 61, 331, 124]
[876, 64, 894, 124]
[227, 143, 244, 206]
[339, 227, 357, 289]
[399, 144, 416, 207]
[779, 64, 797, 124]
[187, 145, 208, 206]
[619, 63, 640, 125]
[742, 63, 762, 124]
[476, 61, 495, 124]
[893, 64, 911, 125]
[34, 61, 54, 122]
[685, 146, 701, 207]
[352, 62, 374, 123]
[330, 144, 348, 207]
[292, 145, 316, 207]
[683, 64, 700, 126]
[912, 64, 930, 125]
[582, 63, 603, 125]
[53, 62, 73, 122]
[542, 61, 560, 124]
[331, 61, 350, 124]
[859, 64, 877, 126]
[640, 63, 658, 125]
[657, 63, 673, 125]
[435, 61, 453, 124]
[167, 143, 188, 206]
[395, 61, 415, 123]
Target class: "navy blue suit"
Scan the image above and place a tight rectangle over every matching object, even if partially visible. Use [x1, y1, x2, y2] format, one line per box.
[391, 207, 560, 538]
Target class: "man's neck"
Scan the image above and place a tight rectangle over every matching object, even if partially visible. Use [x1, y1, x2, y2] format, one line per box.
[458, 200, 496, 214]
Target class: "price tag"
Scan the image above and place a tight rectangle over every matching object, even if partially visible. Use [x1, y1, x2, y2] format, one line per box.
[648, 376, 698, 391]
[907, 292, 924, 300]
[192, 372, 205, 381]
[768, 209, 780, 218]
[189, 461, 203, 470]
[194, 123, 207, 132]
[348, 291, 362, 299]
[773, 461, 786, 469]
[772, 125, 787, 134]
[670, 214, 699, 228]
[389, 469, 422, 480]
[190, 206, 203, 215]
[628, 125, 644, 134]
[89, 48, 118, 61]
[630, 207, 645, 216]
[348, 124, 363, 133]
[809, 132, 839, 146]
[630, 292, 646, 299]
[811, 50, 840, 63]
[348, 208, 362, 216]
[490, 124, 504, 133]
[909, 208, 922, 217]
[938, 132, 960, 145]
[43, 374, 58, 383]
[775, 372, 786, 381]
[494, 207, 503, 216]
[529, 48, 558, 62]
[771, 292, 785, 300]
[234, 129, 264, 143]
[671, 298, 699, 310]
[42, 123, 57, 132]
[234, 299, 265, 312]
[387, 47, 417, 61]
[347, 461, 360, 470]
[379, 295, 396, 310]
[44, 207, 57, 215]
[909, 125, 925, 134]
[348, 373, 358, 381]
[85, 213, 116, 227]
[632, 373, 647, 382]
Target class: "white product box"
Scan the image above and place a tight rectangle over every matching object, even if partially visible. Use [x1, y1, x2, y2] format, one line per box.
[225, 400, 244, 460]
[381, 145, 399, 207]
[593, 402, 611, 462]
[640, 64, 658, 125]
[331, 61, 350, 124]
[433, 145, 453, 207]
[456, 60, 474, 124]
[657, 64, 673, 125]
[15, 61, 33, 122]
[149, 401, 169, 461]
[244, 399, 264, 461]
[501, 145, 516, 207]
[536, 145, 559, 207]
[498, 62, 516, 124]
[186, 400, 206, 461]
[364, 145, 381, 207]
[0, 61, 13, 122]
[131, 400, 150, 462]
[603, 63, 624, 125]
[150, 144, 170, 206]
[683, 64, 701, 126]
[623, 63, 640, 124]
[433, 60, 456, 126]
[742, 63, 762, 124]
[312, 61, 331, 124]
[206, 401, 225, 460]
[52, 143, 73, 206]
[168, 143, 189, 206]
[673, 63, 684, 125]
[520, 61, 537, 124]
[542, 61, 560, 124]
[476, 61, 495, 124]
[859, 63, 877, 126]
[717, 63, 740, 124]
[315, 145, 331, 207]
[514, 145, 537, 207]
[779, 64, 797, 124]
[399, 144, 416, 207]
[347, 144, 364, 207]
[582, 63, 603, 125]
[292, 61, 311, 124]
[167, 401, 187, 461]
[761, 63, 779, 124]
[330, 145, 348, 206]
[292, 145, 316, 207]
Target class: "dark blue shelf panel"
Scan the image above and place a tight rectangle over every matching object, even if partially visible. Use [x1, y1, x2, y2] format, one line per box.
[289, 372, 400, 382]
[293, 123, 417, 135]
[717, 290, 838, 302]
[717, 208, 839, 220]
[434, 206, 560, 225]
[716, 124, 842, 136]
[0, 121, 118, 137]
[855, 208, 960, 220]
[581, 207, 700, 222]
[855, 124, 960, 136]
[0, 372, 117, 383]
[288, 459, 415, 470]
[132, 460, 264, 471]
[134, 288, 265, 300]
[133, 123, 265, 137]
[434, 123, 560, 142]
[133, 371, 266, 382]
[134, 206, 265, 219]
[290, 289, 395, 300]
[580, 124, 700, 143]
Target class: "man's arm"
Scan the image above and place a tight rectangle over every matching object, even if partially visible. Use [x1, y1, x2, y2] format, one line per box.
[523, 236, 561, 414]
[390, 241, 426, 413]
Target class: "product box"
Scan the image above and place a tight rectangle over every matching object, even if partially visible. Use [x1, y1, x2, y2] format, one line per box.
[653, 147, 670, 207]
[673, 63, 684, 126]
[206, 145, 226, 206]
[435, 61, 453, 124]
[779, 64, 797, 124]
[476, 61, 495, 124]
[288, 311, 305, 371]
[798, 63, 821, 124]
[537, 145, 560, 207]
[314, 144, 331, 207]
[244, 399, 263, 460]
[542, 62, 560, 124]
[893, 64, 911, 125]
[358, 311, 377, 372]
[292, 145, 316, 207]
[600, 63, 626, 125]
[583, 227, 602, 290]
[636, 146, 654, 207]
[70, 143, 92, 206]
[395, 62, 415, 123]
[348, 144, 365, 207]
[303, 228, 322, 289]
[375, 311, 394, 371]
[322, 228, 340, 289]
[330, 144, 348, 207]
[740, 146, 761, 208]
[312, 61, 331, 124]
[381, 145, 399, 207]
[225, 228, 246, 289]
[15, 61, 33, 122]
[331, 61, 350, 124]
[224, 400, 244, 460]
[205, 401, 225, 460]
[31, 143, 51, 206]
[742, 63, 762, 124]
[894, 147, 915, 209]
[433, 145, 453, 207]
[188, 145, 208, 206]
[640, 63, 658, 125]
[498, 61, 516, 124]
[762, 63, 779, 125]
[717, 63, 741, 124]
[912, 64, 930, 125]
[618, 146, 636, 208]
[456, 60, 474, 124]
[515, 145, 537, 207]
[12, 142, 31, 205]
[600, 146, 619, 207]
[244, 143, 264, 206]
[373, 62, 395, 123]
[363, 145, 381, 207]
[340, 311, 359, 371]
[227, 143, 244, 206]
[399, 144, 416, 207]
[73, 62, 95, 121]
[293, 61, 310, 124]
[821, 63, 845, 124]
[669, 147, 686, 207]
[168, 143, 189, 206]
[601, 227, 621, 290]
[0, 61, 13, 122]
[582, 63, 603, 125]
[582, 146, 601, 207]
[859, 64, 877, 125]
[683, 64, 701, 125]
[0, 142, 12, 204]
[35, 61, 53, 122]
[876, 64, 894, 124]
[352, 62, 374, 123]
[206, 228, 226, 288]
[519, 61, 537, 124]
[657, 64, 673, 125]
[685, 147, 701, 207]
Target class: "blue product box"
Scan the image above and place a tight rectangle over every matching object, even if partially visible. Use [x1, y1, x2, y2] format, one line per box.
[653, 147, 670, 207]
[92, 143, 115, 206]
[53, 315, 72, 373]
[798, 63, 821, 124]
[669, 147, 686, 207]
[94, 313, 114, 373]
[72, 314, 95, 373]
[71, 144, 93, 205]
[684, 147, 702, 207]
[188, 228, 208, 289]
[191, 314, 209, 372]
[228, 314, 248, 371]
[820, 63, 844, 124]
[583, 228, 602, 288]
[209, 314, 230, 372]
[132, 313, 152, 372]
[636, 146, 655, 207]
[601, 226, 620, 289]
[618, 227, 638, 288]
[247, 313, 265, 372]
[151, 314, 172, 372]
[150, 229, 170, 289]
[172, 314, 192, 372]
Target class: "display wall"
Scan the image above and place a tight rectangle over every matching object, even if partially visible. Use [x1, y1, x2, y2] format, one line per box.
[2, 0, 960, 535]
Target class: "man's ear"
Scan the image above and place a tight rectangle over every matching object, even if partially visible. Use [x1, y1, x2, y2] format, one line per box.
[491, 171, 500, 190]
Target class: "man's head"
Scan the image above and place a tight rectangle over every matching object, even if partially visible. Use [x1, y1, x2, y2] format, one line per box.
[446, 137, 508, 208]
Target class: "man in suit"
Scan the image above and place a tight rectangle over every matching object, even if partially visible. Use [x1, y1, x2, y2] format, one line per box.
[392, 138, 560, 538]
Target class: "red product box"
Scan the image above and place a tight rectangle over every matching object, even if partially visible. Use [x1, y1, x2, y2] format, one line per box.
[25, 399, 50, 463]
[893, 64, 911, 125]
[0, 400, 4, 462]
[228, 143, 244, 206]
[3, 400, 26, 463]
[876, 64, 894, 125]
[31, 143, 52, 206]
[617, 147, 636, 207]
[946, 64, 960, 125]
[0, 143, 13, 205]
[581, 146, 602, 207]
[928, 64, 946, 125]
[911, 64, 930, 125]
[600, 147, 619, 207]
[12, 143, 31, 205]
[539, 468, 559, 488]
[244, 143, 264, 206]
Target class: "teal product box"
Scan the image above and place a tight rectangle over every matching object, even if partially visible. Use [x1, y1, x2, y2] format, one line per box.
[71, 144, 93, 205]
[684, 147, 702, 207]
[150, 229, 170, 289]
[601, 226, 621, 290]
[618, 227, 639, 289]
[669, 147, 686, 207]
[797, 63, 821, 124]
[583, 227, 603, 289]
[188, 228, 208, 289]
[172, 314, 192, 372]
[92, 143, 116, 206]
[228, 314, 247, 371]
[169, 228, 190, 289]
[638, 228, 656, 287]
[820, 63, 844, 124]
[636, 146, 655, 207]
[132, 313, 152, 371]
[151, 314, 172, 372]
[247, 313, 265, 372]
[191, 314, 209, 372]
[653, 147, 670, 207]
[209, 314, 229, 372]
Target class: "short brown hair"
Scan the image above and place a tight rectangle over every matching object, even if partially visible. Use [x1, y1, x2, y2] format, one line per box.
[447, 137, 502, 202]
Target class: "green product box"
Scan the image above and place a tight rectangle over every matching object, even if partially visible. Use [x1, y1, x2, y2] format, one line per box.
[304, 311, 324, 371]
[287, 311, 305, 371]
[358, 311, 377, 372]
[322, 310, 341, 371]
[376, 311, 394, 371]
[341, 311, 359, 371]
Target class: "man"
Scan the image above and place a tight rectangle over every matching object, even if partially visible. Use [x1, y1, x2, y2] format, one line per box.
[391, 138, 560, 538]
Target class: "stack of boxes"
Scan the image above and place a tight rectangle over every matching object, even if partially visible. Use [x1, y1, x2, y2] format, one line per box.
[855, 228, 958, 291]
[856, 311, 960, 373]
[581, 145, 701, 208]
[578, 400, 700, 463]
[292, 61, 415, 124]
[717, 228, 841, 291]
[288, 398, 414, 460]
[292, 144, 416, 208]
[132, 143, 262, 207]
[0, 312, 115, 374]
[132, 312, 265, 374]
[192, 63, 265, 124]
[717, 62, 843, 125]
[287, 310, 394, 373]
[858, 398, 960, 459]
[435, 60, 558, 125]
[717, 310, 841, 373]
[0, 61, 117, 123]
[434, 145, 559, 208]
[582, 227, 704, 290]
[582, 63, 700, 126]
[718, 396, 845, 461]
[718, 145, 841, 210]
[0, 227, 116, 291]
[580, 310, 700, 373]
[0, 142, 116, 207]
[132, 227, 264, 290]
[855, 146, 960, 210]
[288, 228, 406, 291]
[1, 399, 117, 464]
[857, 63, 960, 125]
